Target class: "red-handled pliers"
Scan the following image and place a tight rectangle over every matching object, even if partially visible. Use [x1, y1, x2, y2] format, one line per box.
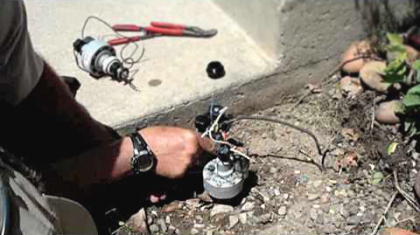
[108, 22, 217, 46]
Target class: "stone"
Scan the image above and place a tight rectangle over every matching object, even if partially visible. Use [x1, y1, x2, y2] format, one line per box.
[157, 219, 167, 233]
[241, 202, 254, 211]
[308, 193, 319, 201]
[191, 228, 199, 235]
[162, 201, 184, 213]
[210, 204, 234, 217]
[312, 180, 323, 188]
[194, 224, 205, 229]
[360, 61, 388, 93]
[126, 208, 147, 232]
[273, 188, 281, 196]
[239, 213, 247, 224]
[347, 215, 361, 225]
[320, 194, 330, 203]
[186, 198, 201, 209]
[309, 208, 318, 220]
[259, 190, 271, 202]
[165, 215, 171, 224]
[278, 206, 287, 216]
[341, 41, 373, 74]
[229, 215, 239, 228]
[258, 213, 272, 224]
[149, 224, 160, 233]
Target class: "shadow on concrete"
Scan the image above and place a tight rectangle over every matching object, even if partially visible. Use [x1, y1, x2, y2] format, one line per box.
[354, 0, 420, 37]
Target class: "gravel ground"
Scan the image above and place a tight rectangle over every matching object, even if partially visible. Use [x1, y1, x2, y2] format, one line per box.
[111, 82, 420, 235]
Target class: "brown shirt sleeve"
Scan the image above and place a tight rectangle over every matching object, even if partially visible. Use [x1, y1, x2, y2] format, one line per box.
[0, 0, 44, 106]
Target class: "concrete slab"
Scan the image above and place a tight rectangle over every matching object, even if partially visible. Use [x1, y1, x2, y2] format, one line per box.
[25, 0, 275, 128]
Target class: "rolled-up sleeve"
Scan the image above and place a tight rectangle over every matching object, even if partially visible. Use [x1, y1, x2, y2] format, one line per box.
[0, 0, 44, 106]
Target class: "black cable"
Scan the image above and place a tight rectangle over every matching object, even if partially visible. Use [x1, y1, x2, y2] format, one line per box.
[222, 115, 328, 170]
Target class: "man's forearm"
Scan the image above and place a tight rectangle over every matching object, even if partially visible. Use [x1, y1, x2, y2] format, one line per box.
[0, 61, 116, 164]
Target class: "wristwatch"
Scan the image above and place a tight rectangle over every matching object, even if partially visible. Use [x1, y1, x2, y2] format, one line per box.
[129, 132, 156, 174]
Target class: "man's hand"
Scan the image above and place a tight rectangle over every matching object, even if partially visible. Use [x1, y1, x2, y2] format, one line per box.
[140, 126, 213, 179]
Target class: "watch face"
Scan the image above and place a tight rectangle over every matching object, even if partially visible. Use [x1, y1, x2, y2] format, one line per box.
[134, 150, 154, 172]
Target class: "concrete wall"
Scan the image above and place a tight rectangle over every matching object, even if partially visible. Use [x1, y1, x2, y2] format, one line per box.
[213, 0, 411, 70]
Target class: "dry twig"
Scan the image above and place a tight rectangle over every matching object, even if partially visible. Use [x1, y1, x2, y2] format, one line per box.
[370, 191, 398, 235]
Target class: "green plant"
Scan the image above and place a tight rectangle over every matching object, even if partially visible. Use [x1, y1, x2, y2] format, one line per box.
[382, 33, 420, 137]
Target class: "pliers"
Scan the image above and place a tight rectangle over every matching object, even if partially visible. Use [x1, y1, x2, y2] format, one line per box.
[108, 22, 218, 46]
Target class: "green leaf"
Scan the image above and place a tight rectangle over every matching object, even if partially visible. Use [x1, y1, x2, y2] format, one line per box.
[384, 59, 407, 83]
[387, 142, 398, 155]
[413, 60, 420, 70]
[405, 84, 420, 107]
[387, 33, 404, 45]
[414, 60, 420, 83]
[371, 172, 384, 185]
[386, 44, 407, 54]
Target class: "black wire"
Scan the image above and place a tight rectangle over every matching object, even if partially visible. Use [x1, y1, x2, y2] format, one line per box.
[222, 115, 328, 170]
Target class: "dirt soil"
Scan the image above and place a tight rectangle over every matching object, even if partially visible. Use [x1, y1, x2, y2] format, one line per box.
[103, 79, 420, 235]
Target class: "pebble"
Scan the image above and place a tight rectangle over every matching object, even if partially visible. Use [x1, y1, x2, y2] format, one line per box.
[210, 205, 234, 217]
[191, 228, 199, 235]
[165, 215, 171, 224]
[258, 213, 272, 224]
[274, 188, 281, 196]
[229, 215, 239, 228]
[310, 208, 318, 220]
[156, 219, 167, 231]
[169, 225, 176, 231]
[259, 190, 271, 202]
[278, 206, 287, 216]
[313, 180, 323, 187]
[347, 215, 362, 225]
[149, 224, 159, 233]
[283, 194, 289, 200]
[320, 194, 330, 203]
[194, 224, 205, 229]
[308, 193, 319, 201]
[241, 202, 254, 211]
[239, 213, 247, 224]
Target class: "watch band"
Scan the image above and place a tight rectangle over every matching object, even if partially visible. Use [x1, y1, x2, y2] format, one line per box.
[129, 132, 155, 174]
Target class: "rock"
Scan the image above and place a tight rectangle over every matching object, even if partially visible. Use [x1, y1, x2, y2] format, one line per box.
[278, 206, 287, 216]
[360, 61, 389, 93]
[273, 188, 281, 196]
[406, 46, 420, 63]
[229, 215, 239, 228]
[169, 225, 176, 231]
[347, 215, 361, 225]
[415, 172, 420, 199]
[312, 180, 323, 188]
[376, 100, 404, 124]
[256, 224, 284, 235]
[186, 198, 201, 210]
[320, 194, 330, 203]
[190, 228, 199, 235]
[206, 231, 214, 235]
[126, 208, 147, 233]
[194, 224, 205, 229]
[149, 224, 160, 233]
[197, 191, 213, 203]
[259, 190, 271, 202]
[383, 227, 420, 235]
[309, 208, 318, 220]
[210, 204, 234, 217]
[269, 167, 278, 174]
[241, 202, 254, 211]
[341, 41, 374, 74]
[258, 213, 272, 224]
[157, 219, 167, 233]
[239, 213, 247, 224]
[162, 201, 184, 213]
[340, 76, 364, 97]
[308, 193, 319, 201]
[165, 215, 171, 224]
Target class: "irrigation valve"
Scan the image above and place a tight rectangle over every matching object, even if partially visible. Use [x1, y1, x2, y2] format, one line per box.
[73, 37, 129, 81]
[203, 144, 249, 199]
[196, 105, 250, 199]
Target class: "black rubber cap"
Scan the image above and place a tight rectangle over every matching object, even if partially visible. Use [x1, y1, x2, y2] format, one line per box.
[206, 61, 225, 79]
